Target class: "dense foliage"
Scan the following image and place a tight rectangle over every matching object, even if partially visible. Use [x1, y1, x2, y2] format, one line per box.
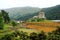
[0, 27, 60, 40]
[0, 10, 10, 29]
[0, 13, 4, 29]
[29, 18, 45, 22]
[42, 5, 60, 20]
[1, 10, 10, 23]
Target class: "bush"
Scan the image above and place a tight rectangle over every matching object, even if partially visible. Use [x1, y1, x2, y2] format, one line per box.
[0, 27, 60, 40]
[37, 18, 45, 22]
[30, 32, 38, 40]
[0, 34, 15, 40]
[38, 31, 47, 40]
[11, 21, 17, 27]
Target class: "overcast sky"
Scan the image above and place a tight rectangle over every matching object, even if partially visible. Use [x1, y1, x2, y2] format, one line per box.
[0, 0, 60, 9]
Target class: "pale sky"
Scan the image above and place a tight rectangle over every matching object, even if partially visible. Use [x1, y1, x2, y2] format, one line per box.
[0, 0, 60, 9]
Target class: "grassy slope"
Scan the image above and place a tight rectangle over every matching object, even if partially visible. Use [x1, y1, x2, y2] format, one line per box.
[0, 23, 38, 38]
[0, 24, 13, 38]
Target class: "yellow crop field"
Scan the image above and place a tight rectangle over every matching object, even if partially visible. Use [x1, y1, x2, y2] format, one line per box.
[24, 22, 60, 33]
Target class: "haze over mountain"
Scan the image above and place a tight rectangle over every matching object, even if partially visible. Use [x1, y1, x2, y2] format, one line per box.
[0, 5, 60, 20]
[4, 7, 41, 20]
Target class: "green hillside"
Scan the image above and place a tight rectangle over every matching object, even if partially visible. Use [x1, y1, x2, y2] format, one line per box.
[4, 7, 40, 20]
[0, 5, 60, 20]
[42, 5, 60, 20]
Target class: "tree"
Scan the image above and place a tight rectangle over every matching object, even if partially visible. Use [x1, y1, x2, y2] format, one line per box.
[12, 21, 17, 27]
[1, 33, 15, 40]
[1, 10, 10, 23]
[30, 32, 38, 40]
[31, 19, 35, 22]
[47, 26, 60, 40]
[0, 13, 4, 29]
[19, 31, 28, 40]
[11, 21, 17, 32]
[38, 31, 47, 40]
[37, 18, 45, 22]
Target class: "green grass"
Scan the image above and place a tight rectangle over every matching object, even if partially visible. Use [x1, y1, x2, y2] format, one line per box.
[0, 24, 38, 38]
[18, 28, 39, 35]
[0, 23, 14, 38]
[0, 29, 14, 39]
[44, 20, 52, 22]
[4, 24, 11, 29]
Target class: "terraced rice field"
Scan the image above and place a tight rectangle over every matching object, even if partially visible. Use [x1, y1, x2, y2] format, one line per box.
[24, 22, 60, 33]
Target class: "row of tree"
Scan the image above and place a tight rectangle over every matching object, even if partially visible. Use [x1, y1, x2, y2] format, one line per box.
[27, 18, 45, 22]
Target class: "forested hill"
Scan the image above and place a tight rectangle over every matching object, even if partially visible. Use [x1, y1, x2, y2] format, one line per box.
[0, 5, 60, 20]
[4, 7, 41, 20]
[42, 5, 60, 20]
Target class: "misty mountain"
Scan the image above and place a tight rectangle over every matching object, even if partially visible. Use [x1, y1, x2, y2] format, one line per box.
[4, 7, 41, 20]
[0, 5, 60, 20]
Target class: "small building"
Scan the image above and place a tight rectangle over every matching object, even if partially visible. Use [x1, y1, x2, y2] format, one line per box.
[15, 20, 24, 23]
